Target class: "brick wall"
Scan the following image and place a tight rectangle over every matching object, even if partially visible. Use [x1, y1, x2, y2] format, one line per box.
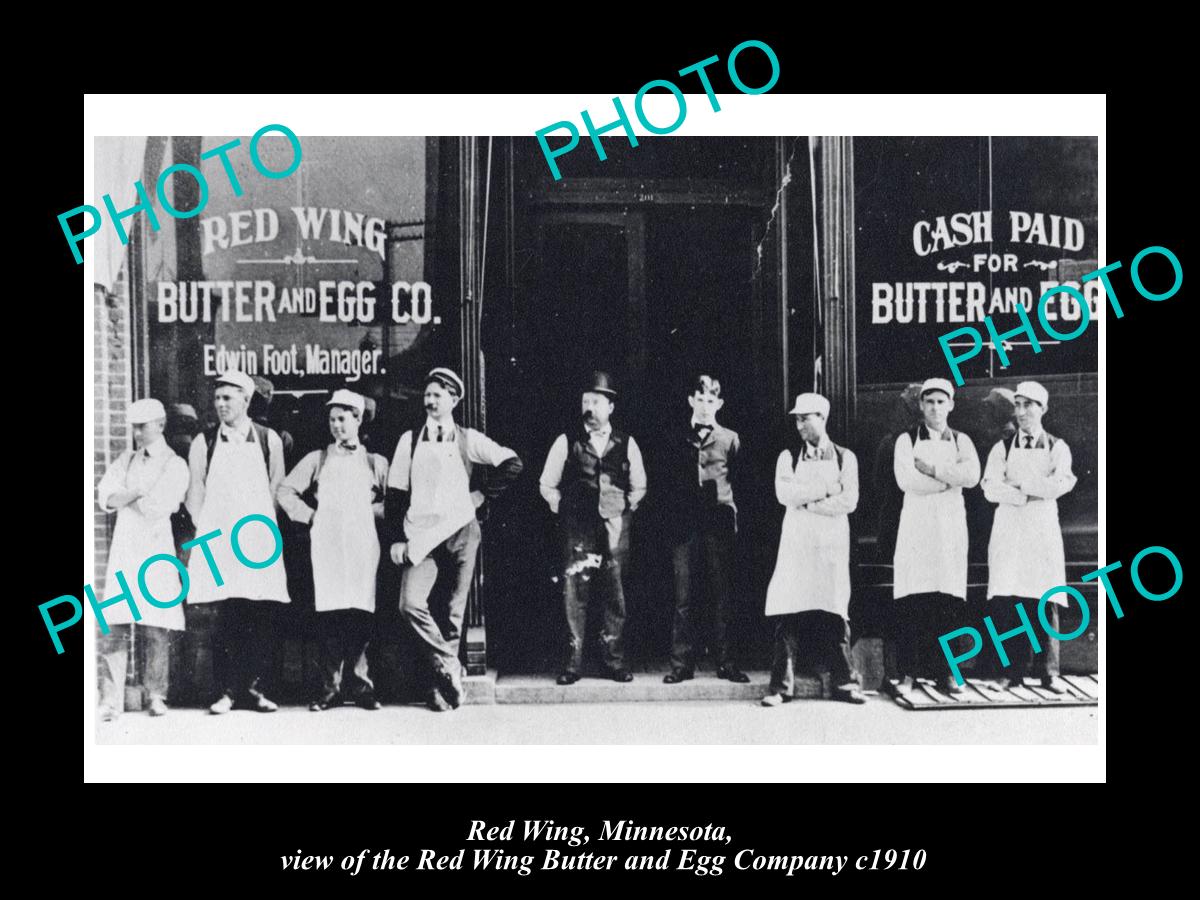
[93, 271, 132, 594]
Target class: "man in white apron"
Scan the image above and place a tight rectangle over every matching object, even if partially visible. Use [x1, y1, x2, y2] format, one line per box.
[539, 371, 648, 685]
[387, 368, 523, 711]
[279, 389, 388, 711]
[186, 370, 291, 714]
[761, 393, 866, 707]
[884, 377, 980, 697]
[96, 399, 189, 720]
[982, 381, 1077, 692]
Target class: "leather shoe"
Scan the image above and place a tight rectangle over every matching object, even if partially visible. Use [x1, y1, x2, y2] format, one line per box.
[760, 693, 786, 707]
[355, 692, 382, 711]
[426, 688, 453, 712]
[716, 665, 750, 684]
[935, 679, 964, 695]
[834, 687, 868, 704]
[1042, 676, 1069, 694]
[610, 669, 634, 683]
[556, 671, 581, 686]
[663, 668, 694, 684]
[249, 690, 279, 713]
[435, 662, 464, 708]
[208, 693, 235, 715]
[148, 697, 169, 717]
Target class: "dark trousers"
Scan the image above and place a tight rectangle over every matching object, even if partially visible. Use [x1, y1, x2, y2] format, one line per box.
[212, 598, 282, 701]
[97, 624, 171, 711]
[669, 506, 735, 670]
[399, 520, 481, 679]
[893, 592, 959, 681]
[561, 512, 630, 674]
[769, 611, 857, 696]
[989, 596, 1061, 680]
[314, 609, 376, 702]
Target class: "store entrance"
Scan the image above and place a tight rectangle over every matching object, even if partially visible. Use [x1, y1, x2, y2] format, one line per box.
[488, 201, 779, 674]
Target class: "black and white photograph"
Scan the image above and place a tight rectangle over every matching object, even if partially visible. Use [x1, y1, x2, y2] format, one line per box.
[87, 125, 1099, 749]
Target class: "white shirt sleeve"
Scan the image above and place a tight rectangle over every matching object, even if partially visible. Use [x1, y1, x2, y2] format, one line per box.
[465, 429, 518, 466]
[626, 435, 648, 510]
[934, 433, 981, 488]
[981, 441, 1027, 506]
[186, 433, 208, 520]
[387, 431, 414, 491]
[808, 449, 859, 516]
[539, 434, 569, 512]
[132, 455, 190, 520]
[1021, 439, 1078, 500]
[894, 433, 947, 495]
[97, 451, 131, 513]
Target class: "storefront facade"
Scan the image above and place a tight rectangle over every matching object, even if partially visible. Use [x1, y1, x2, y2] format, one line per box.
[94, 134, 1097, 703]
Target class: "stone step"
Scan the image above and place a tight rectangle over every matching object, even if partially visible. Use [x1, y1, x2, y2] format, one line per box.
[480, 671, 822, 705]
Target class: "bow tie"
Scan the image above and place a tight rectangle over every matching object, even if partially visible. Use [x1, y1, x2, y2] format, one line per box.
[692, 423, 712, 437]
[339, 442, 359, 451]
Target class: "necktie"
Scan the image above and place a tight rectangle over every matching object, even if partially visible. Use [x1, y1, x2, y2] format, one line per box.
[1023, 435, 1033, 449]
[339, 442, 358, 451]
[436, 425, 444, 443]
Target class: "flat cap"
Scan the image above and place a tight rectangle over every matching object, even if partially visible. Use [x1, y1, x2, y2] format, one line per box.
[326, 388, 365, 414]
[920, 377, 955, 399]
[129, 398, 167, 424]
[787, 392, 830, 418]
[215, 370, 256, 396]
[427, 367, 465, 397]
[1015, 381, 1049, 408]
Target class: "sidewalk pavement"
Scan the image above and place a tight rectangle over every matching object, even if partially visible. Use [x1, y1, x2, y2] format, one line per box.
[95, 692, 1096, 745]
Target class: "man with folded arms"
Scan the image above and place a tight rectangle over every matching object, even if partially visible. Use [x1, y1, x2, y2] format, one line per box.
[96, 399, 189, 720]
[981, 380, 1077, 693]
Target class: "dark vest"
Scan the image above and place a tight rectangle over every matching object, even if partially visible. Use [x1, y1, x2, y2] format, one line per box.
[561, 427, 631, 520]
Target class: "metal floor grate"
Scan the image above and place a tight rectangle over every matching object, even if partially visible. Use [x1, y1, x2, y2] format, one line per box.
[890, 674, 1099, 710]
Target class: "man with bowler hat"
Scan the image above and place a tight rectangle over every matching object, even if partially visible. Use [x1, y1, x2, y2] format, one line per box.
[539, 371, 648, 684]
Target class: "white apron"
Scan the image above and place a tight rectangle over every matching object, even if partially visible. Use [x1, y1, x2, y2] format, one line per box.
[765, 454, 851, 617]
[310, 449, 380, 613]
[100, 449, 188, 630]
[987, 436, 1068, 604]
[187, 435, 291, 604]
[894, 433, 969, 600]
[405, 433, 475, 565]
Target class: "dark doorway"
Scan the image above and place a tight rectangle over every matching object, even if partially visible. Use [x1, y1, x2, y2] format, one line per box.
[489, 198, 777, 674]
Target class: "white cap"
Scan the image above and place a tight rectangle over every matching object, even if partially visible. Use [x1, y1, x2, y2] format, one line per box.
[215, 370, 256, 396]
[1015, 381, 1049, 408]
[920, 377, 955, 399]
[427, 367, 465, 397]
[788, 392, 830, 418]
[128, 398, 167, 424]
[325, 389, 365, 414]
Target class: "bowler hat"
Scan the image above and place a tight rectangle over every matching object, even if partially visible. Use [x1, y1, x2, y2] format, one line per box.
[583, 370, 618, 398]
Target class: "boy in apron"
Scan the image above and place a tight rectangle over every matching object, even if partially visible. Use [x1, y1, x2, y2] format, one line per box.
[95, 398, 189, 720]
[981, 381, 1077, 692]
[186, 370, 291, 714]
[387, 368, 523, 711]
[883, 377, 980, 698]
[539, 371, 648, 685]
[761, 393, 866, 707]
[278, 389, 389, 711]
